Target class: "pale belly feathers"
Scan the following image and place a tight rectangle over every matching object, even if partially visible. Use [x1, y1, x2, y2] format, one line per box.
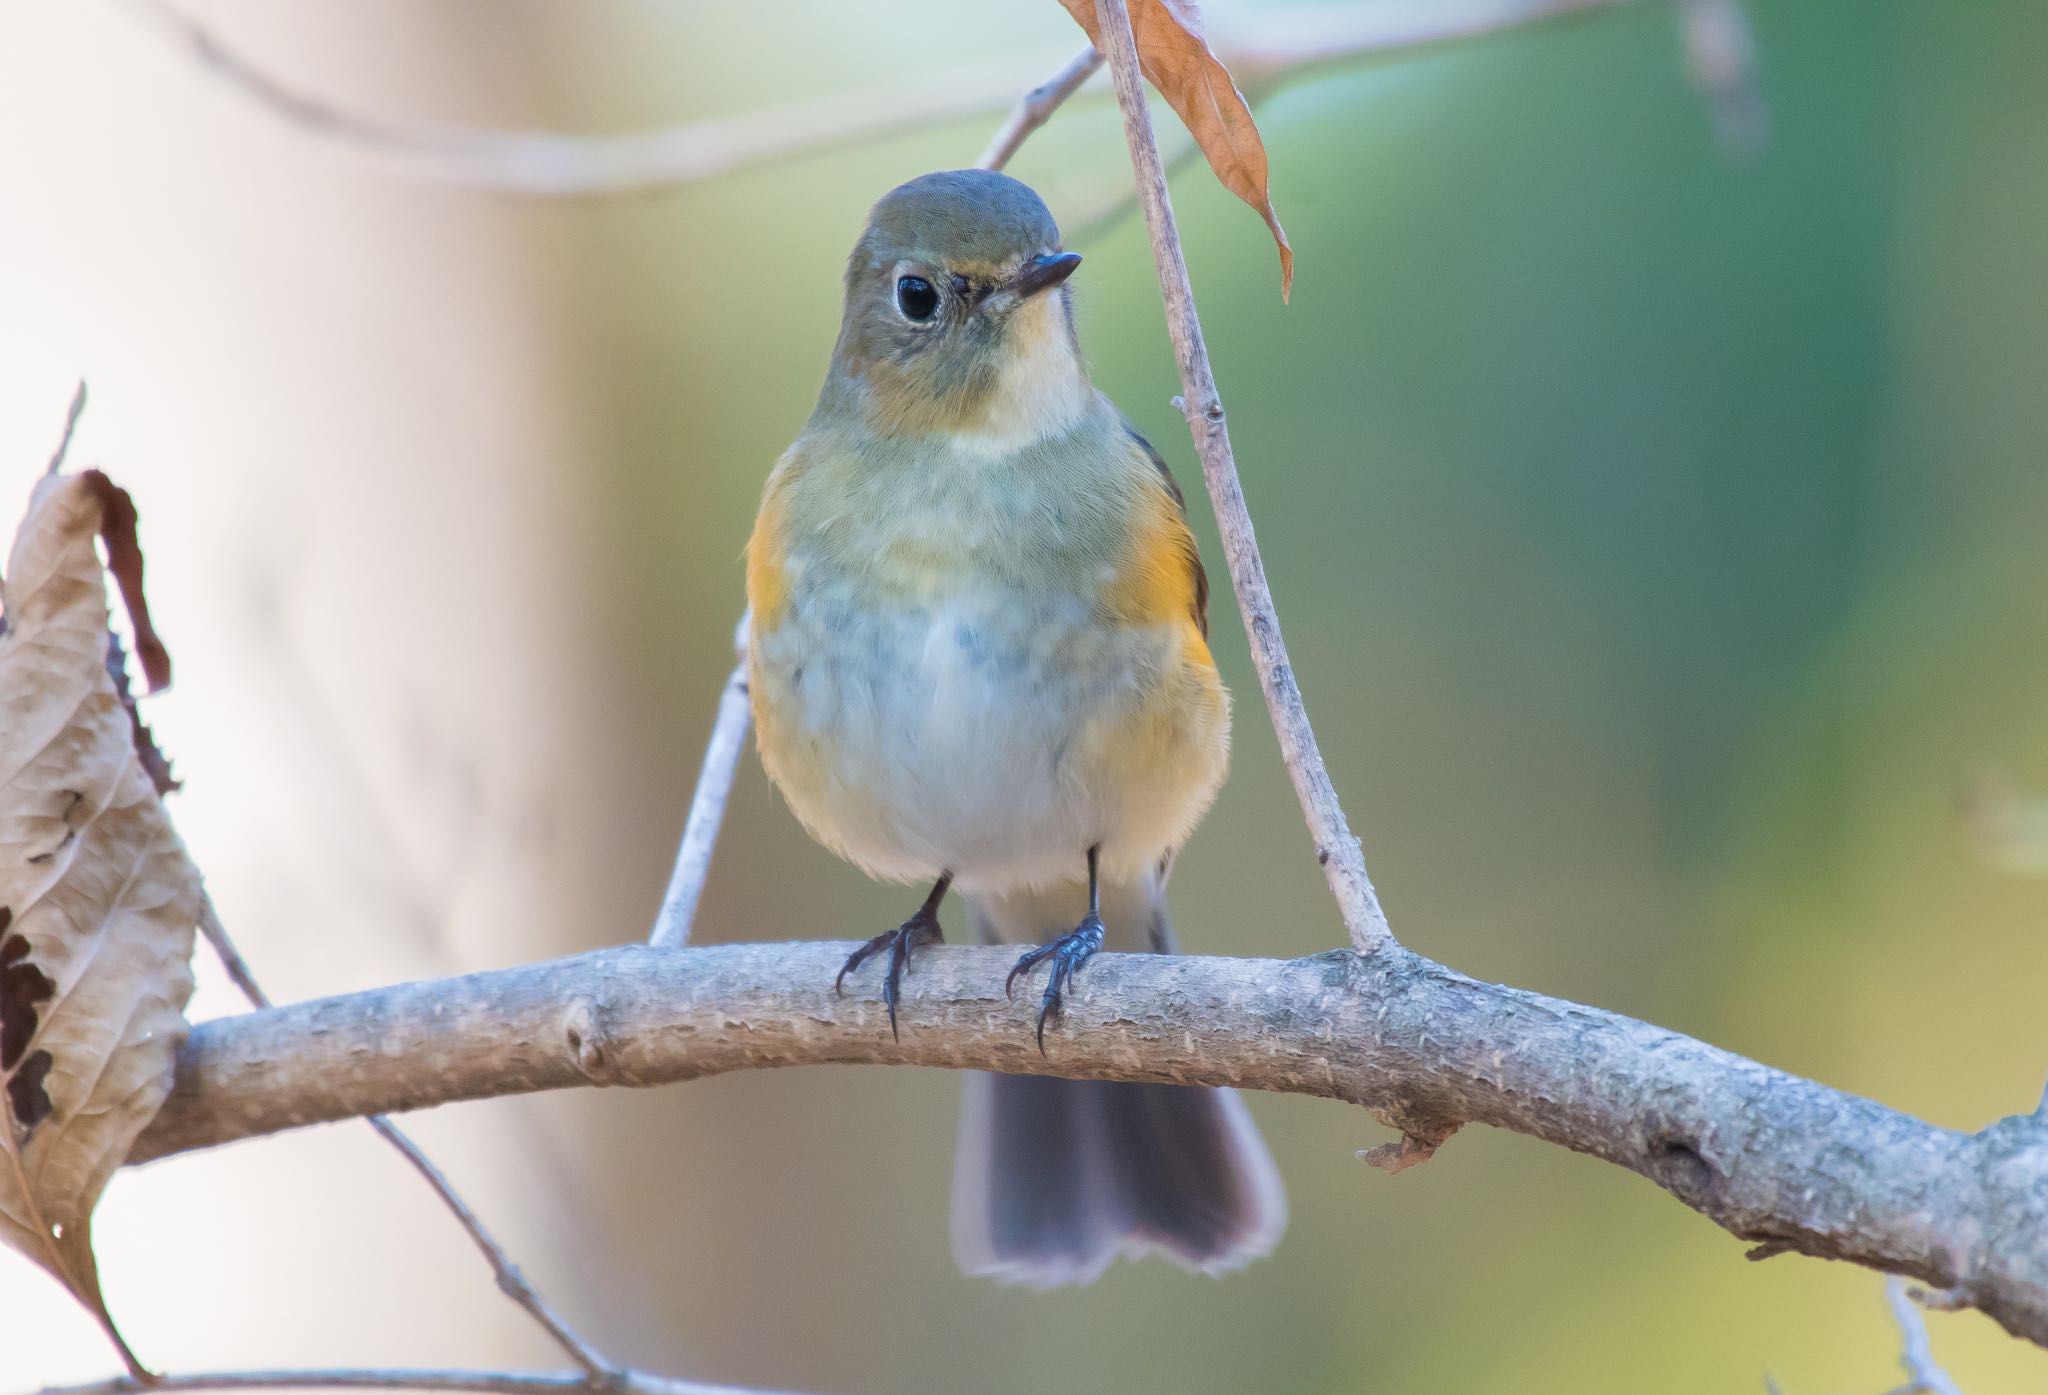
[752, 572, 1223, 894]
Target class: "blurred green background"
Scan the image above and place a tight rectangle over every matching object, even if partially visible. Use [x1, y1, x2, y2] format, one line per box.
[4, 1, 2047, 1391]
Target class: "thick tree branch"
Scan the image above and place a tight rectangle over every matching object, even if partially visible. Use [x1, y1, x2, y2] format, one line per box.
[127, 940, 2048, 1350]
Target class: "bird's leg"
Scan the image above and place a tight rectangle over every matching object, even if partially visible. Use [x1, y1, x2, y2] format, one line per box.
[1005, 845, 1106, 1053]
[836, 872, 952, 1041]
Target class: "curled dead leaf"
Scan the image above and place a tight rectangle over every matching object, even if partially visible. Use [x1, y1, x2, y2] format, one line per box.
[107, 632, 180, 798]
[1059, 0, 1293, 297]
[0, 470, 200, 1376]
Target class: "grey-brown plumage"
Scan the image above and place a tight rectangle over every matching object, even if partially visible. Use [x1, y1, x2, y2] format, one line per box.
[854, 169, 1065, 279]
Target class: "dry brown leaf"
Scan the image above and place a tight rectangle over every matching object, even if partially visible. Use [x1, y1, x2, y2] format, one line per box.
[1059, 0, 1293, 298]
[106, 632, 180, 798]
[0, 470, 200, 1376]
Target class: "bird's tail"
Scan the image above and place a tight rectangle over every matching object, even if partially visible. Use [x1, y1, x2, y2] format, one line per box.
[949, 883, 1287, 1287]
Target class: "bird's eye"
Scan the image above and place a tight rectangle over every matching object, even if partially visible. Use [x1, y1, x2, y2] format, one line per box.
[896, 275, 939, 323]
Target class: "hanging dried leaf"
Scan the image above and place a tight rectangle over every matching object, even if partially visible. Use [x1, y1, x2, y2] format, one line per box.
[1059, 0, 1293, 298]
[0, 470, 199, 1376]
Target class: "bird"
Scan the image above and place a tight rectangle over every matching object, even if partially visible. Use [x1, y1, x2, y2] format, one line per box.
[745, 168, 1285, 1286]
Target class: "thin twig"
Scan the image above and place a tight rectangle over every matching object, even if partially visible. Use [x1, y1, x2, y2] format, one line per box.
[1220, 0, 1631, 88]
[120, 0, 1650, 197]
[1092, 0, 1394, 953]
[6, 383, 93, 603]
[26, 1367, 810, 1395]
[119, 0, 1061, 196]
[1883, 1277, 1966, 1395]
[194, 898, 268, 1004]
[649, 616, 751, 949]
[195, 898, 614, 1381]
[975, 45, 1104, 170]
[357, 1122, 610, 1378]
[46, 382, 89, 478]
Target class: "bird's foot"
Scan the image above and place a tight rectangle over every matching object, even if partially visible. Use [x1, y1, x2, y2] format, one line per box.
[836, 907, 944, 1041]
[1005, 912, 1105, 1054]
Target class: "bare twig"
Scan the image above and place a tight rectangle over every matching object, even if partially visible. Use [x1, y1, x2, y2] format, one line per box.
[119, 0, 1063, 196]
[6, 384, 92, 602]
[1883, 1277, 1966, 1395]
[1220, 0, 1629, 88]
[193, 897, 266, 1004]
[975, 46, 1105, 170]
[1357, 1129, 1454, 1174]
[130, 940, 2048, 1349]
[357, 1122, 610, 1378]
[27, 1367, 812, 1395]
[121, 0, 1652, 197]
[196, 898, 613, 1381]
[46, 382, 89, 478]
[649, 616, 752, 949]
[1908, 1287, 1974, 1314]
[1093, 0, 1393, 953]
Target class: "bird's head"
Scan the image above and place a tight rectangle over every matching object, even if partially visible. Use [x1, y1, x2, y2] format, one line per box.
[821, 169, 1089, 446]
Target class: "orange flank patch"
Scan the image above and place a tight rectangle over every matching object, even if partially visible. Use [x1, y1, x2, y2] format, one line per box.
[745, 476, 791, 629]
[1101, 485, 1210, 662]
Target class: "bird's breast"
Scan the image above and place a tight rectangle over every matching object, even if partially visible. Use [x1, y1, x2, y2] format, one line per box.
[745, 421, 1227, 891]
[749, 554, 1221, 892]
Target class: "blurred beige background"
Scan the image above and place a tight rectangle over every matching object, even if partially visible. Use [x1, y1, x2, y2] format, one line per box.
[3, 1, 2047, 1392]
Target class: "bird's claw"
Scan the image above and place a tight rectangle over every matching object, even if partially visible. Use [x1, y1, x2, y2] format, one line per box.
[836, 911, 943, 1041]
[1006, 913, 1105, 1053]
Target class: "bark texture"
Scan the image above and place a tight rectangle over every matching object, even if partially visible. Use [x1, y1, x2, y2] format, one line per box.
[128, 941, 2048, 1348]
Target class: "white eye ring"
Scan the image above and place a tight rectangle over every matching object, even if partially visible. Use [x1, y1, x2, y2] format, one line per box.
[890, 261, 942, 326]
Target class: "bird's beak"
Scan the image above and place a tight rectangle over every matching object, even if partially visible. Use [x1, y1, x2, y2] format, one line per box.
[1006, 251, 1083, 299]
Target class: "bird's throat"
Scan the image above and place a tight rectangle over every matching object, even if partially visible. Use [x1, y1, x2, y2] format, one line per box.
[947, 296, 1093, 455]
